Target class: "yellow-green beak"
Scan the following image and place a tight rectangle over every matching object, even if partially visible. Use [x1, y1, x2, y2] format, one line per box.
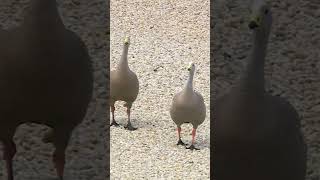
[187, 63, 193, 71]
[124, 36, 129, 44]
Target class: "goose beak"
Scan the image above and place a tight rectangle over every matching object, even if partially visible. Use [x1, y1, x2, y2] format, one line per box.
[187, 62, 193, 71]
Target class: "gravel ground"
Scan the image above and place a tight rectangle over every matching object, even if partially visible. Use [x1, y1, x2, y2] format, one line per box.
[0, 0, 108, 179]
[110, 0, 210, 179]
[212, 0, 320, 179]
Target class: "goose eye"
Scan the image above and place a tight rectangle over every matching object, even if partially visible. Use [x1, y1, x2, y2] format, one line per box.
[264, 9, 269, 14]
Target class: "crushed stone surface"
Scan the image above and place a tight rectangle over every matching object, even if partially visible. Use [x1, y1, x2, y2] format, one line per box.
[111, 0, 210, 179]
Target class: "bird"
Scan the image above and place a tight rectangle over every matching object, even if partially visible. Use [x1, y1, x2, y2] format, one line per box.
[170, 62, 206, 150]
[0, 0, 93, 179]
[110, 36, 139, 131]
[212, 0, 307, 180]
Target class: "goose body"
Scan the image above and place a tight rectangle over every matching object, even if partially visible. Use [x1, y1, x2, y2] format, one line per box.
[213, 1, 306, 179]
[110, 67, 139, 104]
[110, 36, 139, 130]
[171, 90, 206, 128]
[0, 0, 93, 179]
[170, 62, 206, 150]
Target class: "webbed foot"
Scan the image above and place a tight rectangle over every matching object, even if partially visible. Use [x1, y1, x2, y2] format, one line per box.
[186, 144, 200, 150]
[177, 139, 186, 146]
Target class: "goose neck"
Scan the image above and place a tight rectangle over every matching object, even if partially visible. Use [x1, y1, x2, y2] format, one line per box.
[24, 0, 62, 28]
[241, 24, 271, 92]
[185, 70, 194, 91]
[117, 44, 130, 71]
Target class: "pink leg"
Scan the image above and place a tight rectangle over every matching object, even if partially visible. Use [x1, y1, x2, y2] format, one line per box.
[176, 127, 185, 145]
[191, 128, 196, 145]
[3, 140, 16, 180]
[177, 127, 182, 139]
[52, 127, 71, 180]
[110, 105, 119, 126]
[125, 107, 137, 131]
[186, 128, 199, 150]
[53, 151, 65, 180]
[111, 105, 115, 121]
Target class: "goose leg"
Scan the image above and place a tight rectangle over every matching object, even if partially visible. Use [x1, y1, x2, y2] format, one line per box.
[110, 105, 119, 127]
[186, 128, 200, 150]
[176, 127, 186, 146]
[124, 105, 137, 131]
[52, 126, 72, 180]
[3, 139, 16, 180]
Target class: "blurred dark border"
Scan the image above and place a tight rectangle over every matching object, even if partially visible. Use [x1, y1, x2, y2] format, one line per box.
[106, 0, 110, 178]
[210, 0, 214, 179]
[210, 0, 320, 180]
[0, 0, 110, 179]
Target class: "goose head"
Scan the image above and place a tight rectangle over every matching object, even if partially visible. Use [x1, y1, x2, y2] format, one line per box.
[124, 36, 130, 46]
[248, 0, 272, 31]
[187, 62, 195, 72]
[185, 62, 196, 90]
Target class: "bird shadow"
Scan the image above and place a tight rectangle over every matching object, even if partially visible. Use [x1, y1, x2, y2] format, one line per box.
[110, 118, 141, 129]
[179, 138, 210, 151]
[197, 136, 210, 149]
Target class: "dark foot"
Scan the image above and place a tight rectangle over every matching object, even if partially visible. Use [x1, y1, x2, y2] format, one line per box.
[110, 121, 120, 127]
[186, 144, 200, 150]
[125, 123, 137, 131]
[176, 139, 186, 146]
